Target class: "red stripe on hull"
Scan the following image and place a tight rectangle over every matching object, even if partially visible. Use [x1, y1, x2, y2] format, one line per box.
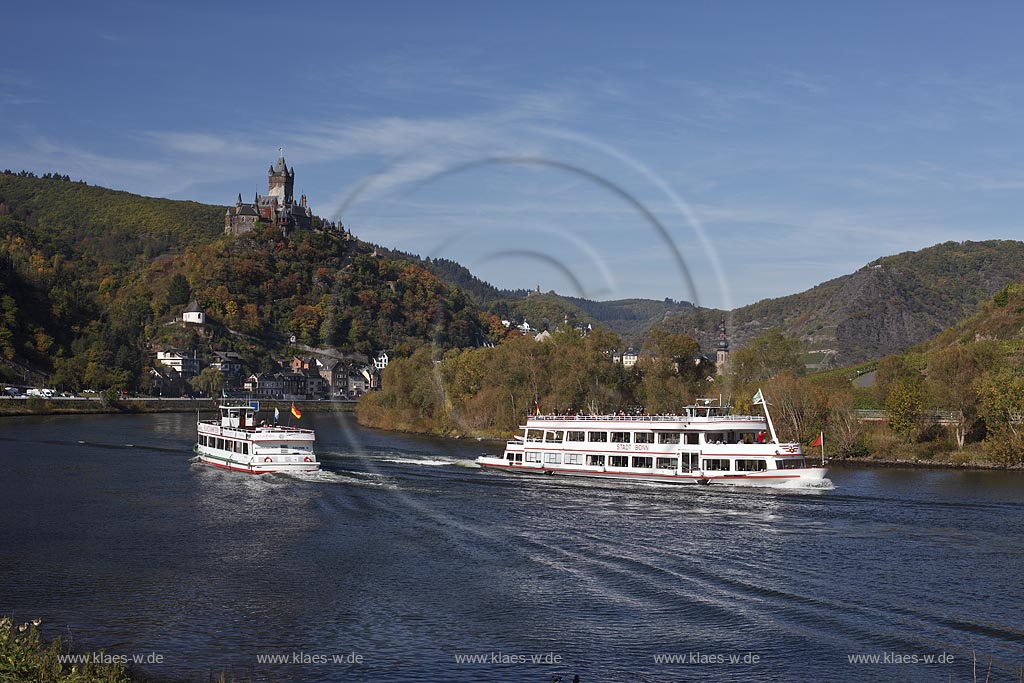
[479, 463, 802, 481]
[200, 458, 267, 474]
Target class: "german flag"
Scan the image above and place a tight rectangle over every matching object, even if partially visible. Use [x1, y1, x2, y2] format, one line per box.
[291, 403, 302, 419]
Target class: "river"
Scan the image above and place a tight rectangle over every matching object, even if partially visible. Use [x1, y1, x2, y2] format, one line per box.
[1, 411, 1021, 682]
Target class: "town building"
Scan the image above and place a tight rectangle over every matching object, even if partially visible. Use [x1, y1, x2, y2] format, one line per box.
[182, 300, 206, 325]
[244, 372, 286, 398]
[155, 349, 202, 378]
[209, 351, 245, 381]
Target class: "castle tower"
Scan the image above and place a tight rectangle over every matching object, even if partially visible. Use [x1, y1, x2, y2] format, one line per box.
[715, 319, 730, 375]
[267, 148, 295, 205]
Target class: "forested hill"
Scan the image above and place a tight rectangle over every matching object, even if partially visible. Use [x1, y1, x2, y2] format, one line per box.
[0, 171, 494, 389]
[0, 172, 225, 265]
[658, 240, 1024, 367]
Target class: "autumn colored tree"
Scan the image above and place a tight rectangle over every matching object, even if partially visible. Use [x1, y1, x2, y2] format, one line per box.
[976, 367, 1024, 465]
[926, 346, 979, 449]
[885, 378, 924, 440]
[190, 367, 225, 397]
[729, 329, 805, 385]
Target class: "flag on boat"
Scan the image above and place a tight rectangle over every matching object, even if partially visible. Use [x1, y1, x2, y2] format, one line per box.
[810, 432, 823, 448]
[752, 389, 765, 405]
[274, 407, 280, 423]
[533, 401, 541, 416]
[291, 403, 302, 419]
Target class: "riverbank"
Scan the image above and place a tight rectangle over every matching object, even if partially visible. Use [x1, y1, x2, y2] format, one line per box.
[0, 397, 357, 418]
[1, 617, 131, 683]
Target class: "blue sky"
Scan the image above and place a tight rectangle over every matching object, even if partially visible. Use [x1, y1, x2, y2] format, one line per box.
[3, 1, 1023, 309]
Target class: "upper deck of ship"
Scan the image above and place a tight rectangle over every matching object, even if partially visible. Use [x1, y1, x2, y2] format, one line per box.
[197, 403, 314, 441]
[523, 404, 767, 429]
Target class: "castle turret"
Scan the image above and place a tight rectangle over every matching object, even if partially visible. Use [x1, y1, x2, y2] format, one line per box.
[267, 148, 295, 205]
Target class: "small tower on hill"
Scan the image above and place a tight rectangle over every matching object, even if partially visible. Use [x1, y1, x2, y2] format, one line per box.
[715, 319, 729, 375]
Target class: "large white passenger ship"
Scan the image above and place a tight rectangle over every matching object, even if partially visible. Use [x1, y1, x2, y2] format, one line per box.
[477, 393, 827, 487]
[195, 403, 319, 474]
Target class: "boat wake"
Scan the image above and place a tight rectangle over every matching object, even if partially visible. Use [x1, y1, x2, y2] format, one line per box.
[283, 468, 398, 489]
[777, 477, 836, 491]
[379, 457, 480, 468]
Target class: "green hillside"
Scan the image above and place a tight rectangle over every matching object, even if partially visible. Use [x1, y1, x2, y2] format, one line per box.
[0, 171, 493, 389]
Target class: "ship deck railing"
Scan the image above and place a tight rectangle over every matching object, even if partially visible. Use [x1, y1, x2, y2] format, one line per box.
[528, 413, 764, 422]
[198, 422, 314, 437]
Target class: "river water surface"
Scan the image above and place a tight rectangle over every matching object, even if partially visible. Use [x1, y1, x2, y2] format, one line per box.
[1, 411, 1022, 682]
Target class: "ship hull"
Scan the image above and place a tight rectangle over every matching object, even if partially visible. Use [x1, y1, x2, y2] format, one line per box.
[194, 444, 319, 474]
[477, 458, 827, 487]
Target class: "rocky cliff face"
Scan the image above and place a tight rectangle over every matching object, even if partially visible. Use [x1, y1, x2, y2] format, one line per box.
[661, 240, 1024, 366]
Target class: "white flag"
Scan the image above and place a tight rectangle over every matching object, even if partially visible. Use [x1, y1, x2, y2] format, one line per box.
[274, 407, 281, 422]
[752, 389, 765, 405]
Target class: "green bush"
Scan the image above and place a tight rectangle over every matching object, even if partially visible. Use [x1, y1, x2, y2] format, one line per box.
[0, 616, 131, 683]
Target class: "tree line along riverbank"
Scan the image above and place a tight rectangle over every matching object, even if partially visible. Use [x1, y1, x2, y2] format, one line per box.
[355, 321, 1024, 471]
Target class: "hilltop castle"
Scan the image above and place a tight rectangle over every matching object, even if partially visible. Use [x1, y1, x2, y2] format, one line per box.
[225, 150, 314, 235]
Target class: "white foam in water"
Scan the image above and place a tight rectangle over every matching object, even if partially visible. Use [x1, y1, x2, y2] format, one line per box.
[778, 477, 836, 491]
[381, 457, 456, 467]
[283, 468, 397, 488]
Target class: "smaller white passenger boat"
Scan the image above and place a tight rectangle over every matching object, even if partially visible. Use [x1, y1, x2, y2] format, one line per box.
[195, 402, 319, 474]
[477, 390, 827, 487]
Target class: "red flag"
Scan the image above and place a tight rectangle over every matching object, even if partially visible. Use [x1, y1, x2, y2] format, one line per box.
[809, 432, 823, 448]
[291, 403, 302, 419]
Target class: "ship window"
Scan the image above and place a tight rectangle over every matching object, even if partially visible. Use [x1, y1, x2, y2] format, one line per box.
[631, 456, 653, 468]
[506, 453, 514, 461]
[525, 429, 542, 443]
[609, 455, 629, 467]
[736, 459, 767, 471]
[586, 454, 605, 466]
[216, 438, 224, 451]
[544, 430, 564, 443]
[611, 431, 630, 443]
[656, 457, 676, 469]
[703, 458, 730, 471]
[565, 453, 583, 465]
[242, 443, 249, 455]
[566, 430, 585, 442]
[778, 458, 806, 469]
[588, 431, 608, 442]
[513, 453, 523, 462]
[685, 433, 699, 445]
[544, 452, 561, 464]
[634, 431, 654, 444]
[657, 432, 680, 444]
[526, 451, 542, 463]
[705, 433, 725, 444]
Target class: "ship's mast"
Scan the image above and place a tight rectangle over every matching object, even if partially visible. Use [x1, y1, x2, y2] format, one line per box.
[752, 388, 780, 444]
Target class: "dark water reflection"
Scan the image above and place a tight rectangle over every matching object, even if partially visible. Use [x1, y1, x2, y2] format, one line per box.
[1, 411, 1022, 682]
